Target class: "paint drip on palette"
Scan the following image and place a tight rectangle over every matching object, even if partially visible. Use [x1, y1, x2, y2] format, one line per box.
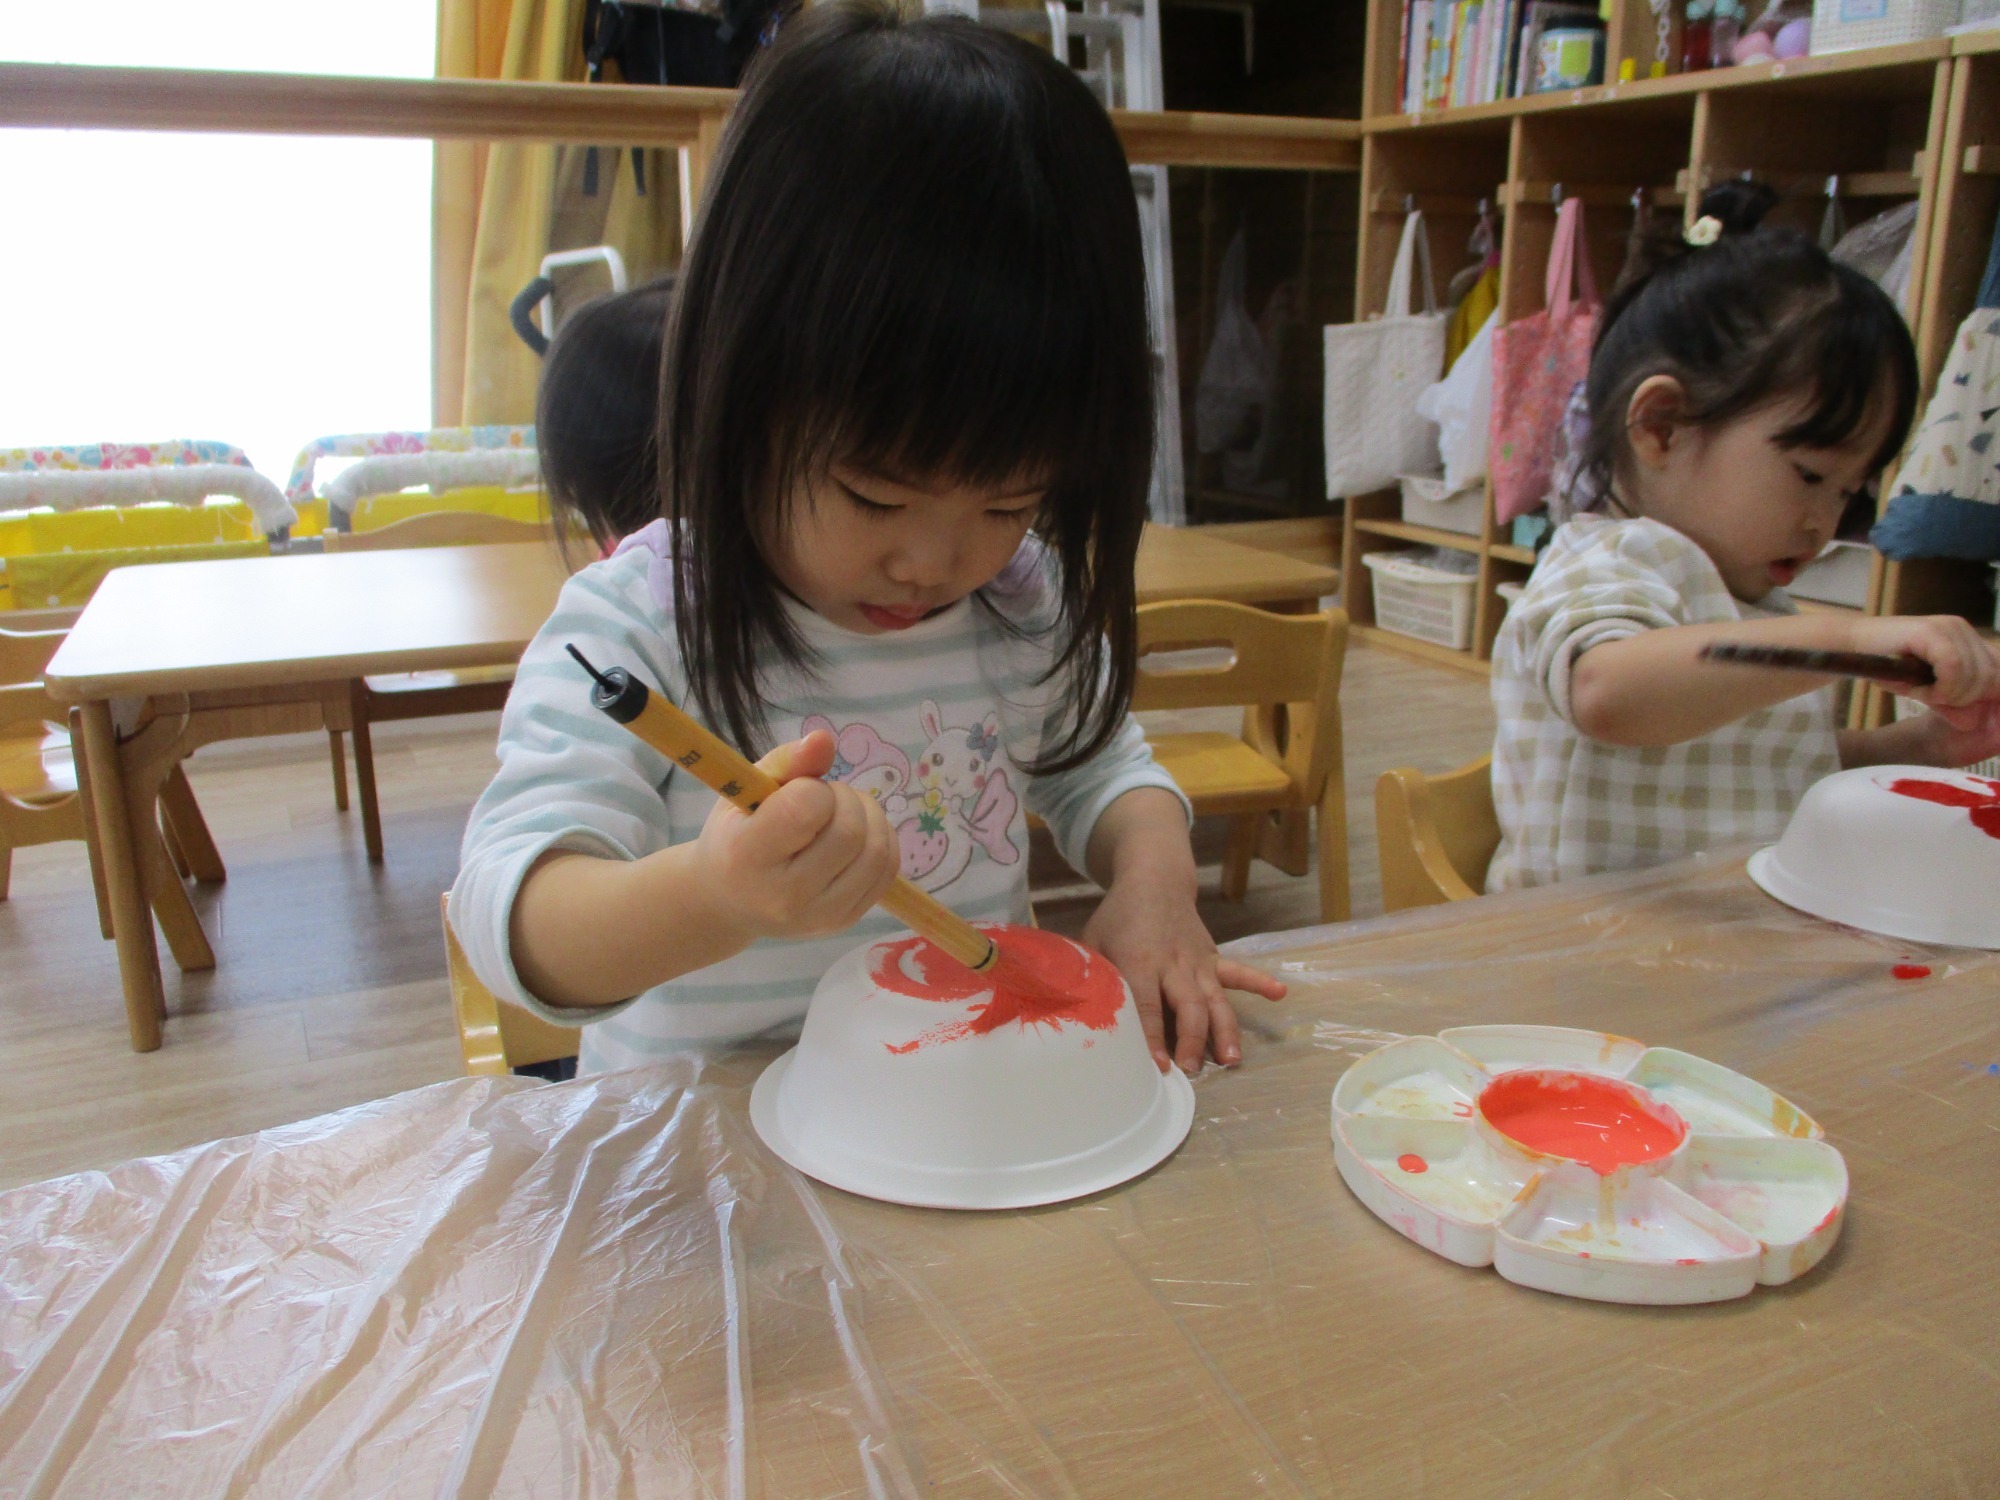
[1886, 775, 2000, 841]
[875, 925, 1125, 1054]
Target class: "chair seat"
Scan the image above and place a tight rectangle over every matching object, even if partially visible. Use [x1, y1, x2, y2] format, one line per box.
[1148, 732, 1294, 813]
[362, 665, 517, 696]
[0, 724, 77, 804]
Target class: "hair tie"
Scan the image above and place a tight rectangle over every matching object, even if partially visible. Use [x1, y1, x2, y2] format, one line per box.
[1684, 215, 1723, 248]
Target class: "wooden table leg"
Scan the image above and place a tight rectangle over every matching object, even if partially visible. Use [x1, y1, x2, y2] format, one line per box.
[78, 700, 163, 1052]
[69, 708, 115, 941]
[159, 764, 226, 883]
[116, 722, 215, 976]
[349, 680, 385, 864]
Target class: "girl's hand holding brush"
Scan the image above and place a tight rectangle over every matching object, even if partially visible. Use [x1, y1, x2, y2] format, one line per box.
[509, 727, 898, 1010]
[696, 729, 902, 943]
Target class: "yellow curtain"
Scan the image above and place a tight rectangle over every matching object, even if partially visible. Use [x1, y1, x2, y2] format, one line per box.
[432, 0, 685, 427]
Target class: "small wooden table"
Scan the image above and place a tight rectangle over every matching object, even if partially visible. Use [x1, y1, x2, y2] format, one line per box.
[42, 544, 571, 1051]
[3, 853, 1993, 1492]
[1137, 521, 1338, 610]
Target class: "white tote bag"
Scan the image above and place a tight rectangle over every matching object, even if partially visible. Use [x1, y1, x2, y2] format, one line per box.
[1323, 210, 1447, 499]
[1415, 306, 1496, 493]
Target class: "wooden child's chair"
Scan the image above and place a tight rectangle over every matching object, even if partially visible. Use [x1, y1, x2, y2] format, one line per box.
[320, 512, 555, 862]
[1374, 755, 1499, 913]
[442, 895, 580, 1075]
[0, 618, 219, 925]
[1132, 600, 1350, 923]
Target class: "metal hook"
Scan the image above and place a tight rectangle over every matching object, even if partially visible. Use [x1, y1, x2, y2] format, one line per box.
[1403, 192, 1416, 215]
[1551, 181, 1564, 207]
[1632, 185, 1647, 210]
[1825, 173, 1839, 199]
[1477, 196, 1491, 217]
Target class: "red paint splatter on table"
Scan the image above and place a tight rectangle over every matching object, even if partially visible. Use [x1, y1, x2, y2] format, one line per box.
[1397, 1153, 1428, 1174]
[875, 925, 1125, 1054]
[1892, 962, 1932, 981]
[1886, 775, 2000, 841]
[1479, 1070, 1687, 1176]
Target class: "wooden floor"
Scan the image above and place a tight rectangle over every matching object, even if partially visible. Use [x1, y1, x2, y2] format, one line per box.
[0, 640, 1494, 1191]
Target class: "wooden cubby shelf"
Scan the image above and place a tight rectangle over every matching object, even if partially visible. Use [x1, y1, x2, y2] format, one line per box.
[1340, 8, 2000, 709]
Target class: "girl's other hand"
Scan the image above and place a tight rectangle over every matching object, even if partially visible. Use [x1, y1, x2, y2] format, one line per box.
[1082, 872, 1286, 1075]
[695, 728, 900, 943]
[1908, 697, 2000, 769]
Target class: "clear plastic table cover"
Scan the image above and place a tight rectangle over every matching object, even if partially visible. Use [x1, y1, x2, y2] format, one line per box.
[4, 849, 1998, 1497]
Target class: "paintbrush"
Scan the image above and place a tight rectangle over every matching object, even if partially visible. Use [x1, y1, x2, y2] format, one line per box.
[566, 644, 1056, 994]
[1699, 642, 1937, 687]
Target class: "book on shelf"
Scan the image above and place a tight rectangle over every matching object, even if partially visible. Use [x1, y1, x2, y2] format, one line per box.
[1394, 0, 1599, 112]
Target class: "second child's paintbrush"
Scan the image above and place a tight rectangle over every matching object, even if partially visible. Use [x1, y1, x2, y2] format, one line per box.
[1700, 642, 1937, 687]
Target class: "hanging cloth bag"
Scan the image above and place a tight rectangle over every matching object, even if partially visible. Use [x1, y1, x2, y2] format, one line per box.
[1489, 197, 1601, 524]
[1873, 211, 2000, 562]
[1322, 210, 1447, 499]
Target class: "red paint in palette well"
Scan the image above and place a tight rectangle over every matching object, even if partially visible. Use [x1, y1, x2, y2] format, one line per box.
[1397, 1154, 1428, 1174]
[1886, 776, 2000, 841]
[1892, 962, 1932, 981]
[873, 925, 1125, 1055]
[1479, 1069, 1687, 1176]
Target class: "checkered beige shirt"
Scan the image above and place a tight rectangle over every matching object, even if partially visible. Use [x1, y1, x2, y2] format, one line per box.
[1488, 515, 1841, 891]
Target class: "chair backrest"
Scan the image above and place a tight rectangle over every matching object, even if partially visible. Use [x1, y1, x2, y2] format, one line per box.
[1133, 600, 1348, 801]
[0, 627, 64, 689]
[1375, 755, 1499, 913]
[325, 513, 556, 552]
[441, 895, 579, 1074]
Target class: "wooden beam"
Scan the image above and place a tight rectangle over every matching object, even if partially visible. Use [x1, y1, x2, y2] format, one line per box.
[0, 62, 1360, 172]
[0, 63, 731, 145]
[1112, 109, 1360, 170]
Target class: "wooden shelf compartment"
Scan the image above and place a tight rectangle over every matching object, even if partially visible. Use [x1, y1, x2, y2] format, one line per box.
[1353, 518, 1483, 554]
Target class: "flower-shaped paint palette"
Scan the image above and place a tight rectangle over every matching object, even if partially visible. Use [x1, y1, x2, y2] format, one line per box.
[1331, 1026, 1846, 1305]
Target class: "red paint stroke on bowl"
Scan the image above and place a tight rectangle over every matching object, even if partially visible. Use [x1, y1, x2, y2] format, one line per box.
[875, 925, 1125, 1054]
[1676, 1258, 1700, 1266]
[1478, 1070, 1687, 1176]
[1886, 776, 2000, 841]
[1892, 962, 1932, 980]
[1397, 1153, 1428, 1174]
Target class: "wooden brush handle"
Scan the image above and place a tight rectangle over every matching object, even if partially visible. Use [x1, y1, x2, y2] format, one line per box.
[620, 689, 997, 972]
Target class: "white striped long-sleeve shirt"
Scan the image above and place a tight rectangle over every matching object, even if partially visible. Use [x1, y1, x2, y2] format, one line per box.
[449, 523, 1186, 1073]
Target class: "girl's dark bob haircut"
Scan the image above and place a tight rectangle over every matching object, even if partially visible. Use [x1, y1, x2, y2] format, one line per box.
[1579, 180, 1919, 511]
[539, 278, 674, 553]
[659, 0, 1155, 773]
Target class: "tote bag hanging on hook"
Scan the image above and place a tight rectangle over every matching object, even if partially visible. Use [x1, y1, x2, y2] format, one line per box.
[1323, 210, 1447, 499]
[1490, 197, 1601, 524]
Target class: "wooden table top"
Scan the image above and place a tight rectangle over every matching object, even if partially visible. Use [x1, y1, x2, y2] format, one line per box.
[40, 528, 1337, 704]
[3, 852, 1992, 1494]
[41, 544, 573, 702]
[1136, 521, 1339, 607]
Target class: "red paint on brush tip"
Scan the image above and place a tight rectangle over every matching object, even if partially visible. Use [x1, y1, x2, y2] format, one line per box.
[1892, 962, 1932, 981]
[1397, 1154, 1429, 1174]
[874, 925, 1125, 1054]
[1478, 1070, 1687, 1176]
[1886, 776, 2000, 841]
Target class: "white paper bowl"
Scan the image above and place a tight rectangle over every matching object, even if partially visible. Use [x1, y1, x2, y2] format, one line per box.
[750, 926, 1194, 1210]
[1748, 764, 2000, 949]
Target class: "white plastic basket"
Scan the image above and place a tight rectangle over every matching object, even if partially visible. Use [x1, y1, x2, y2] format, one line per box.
[1397, 471, 1486, 537]
[1810, 0, 1961, 55]
[1789, 539, 1875, 608]
[1362, 548, 1478, 650]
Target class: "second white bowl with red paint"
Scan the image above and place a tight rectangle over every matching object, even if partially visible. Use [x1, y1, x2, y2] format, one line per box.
[1748, 764, 2000, 949]
[750, 925, 1195, 1210]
